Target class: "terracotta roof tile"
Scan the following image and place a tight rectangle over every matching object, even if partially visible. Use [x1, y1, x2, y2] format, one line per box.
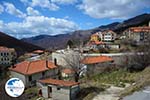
[33, 50, 44, 53]
[91, 33, 99, 37]
[102, 30, 116, 34]
[129, 27, 150, 32]
[81, 56, 113, 64]
[9, 60, 57, 75]
[62, 68, 75, 74]
[91, 41, 105, 45]
[0, 46, 15, 52]
[39, 78, 79, 87]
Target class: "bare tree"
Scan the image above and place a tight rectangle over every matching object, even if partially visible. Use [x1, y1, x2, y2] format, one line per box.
[62, 50, 85, 82]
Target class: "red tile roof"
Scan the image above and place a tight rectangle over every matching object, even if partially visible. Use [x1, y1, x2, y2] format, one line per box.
[9, 60, 57, 75]
[39, 78, 79, 87]
[90, 41, 105, 45]
[0, 46, 15, 52]
[62, 68, 75, 74]
[81, 56, 113, 64]
[129, 27, 150, 32]
[102, 30, 116, 34]
[33, 50, 44, 54]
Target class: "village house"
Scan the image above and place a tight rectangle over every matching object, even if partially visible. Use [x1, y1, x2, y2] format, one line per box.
[81, 56, 114, 74]
[38, 78, 80, 100]
[90, 33, 100, 42]
[9, 60, 58, 87]
[52, 49, 81, 67]
[123, 26, 150, 43]
[99, 30, 117, 42]
[86, 30, 118, 52]
[0, 46, 17, 67]
[86, 33, 106, 50]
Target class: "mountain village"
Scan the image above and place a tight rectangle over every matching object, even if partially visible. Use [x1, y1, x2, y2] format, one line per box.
[0, 21, 150, 100]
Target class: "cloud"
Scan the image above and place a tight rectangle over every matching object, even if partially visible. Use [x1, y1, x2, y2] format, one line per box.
[3, 2, 26, 18]
[51, 0, 78, 4]
[0, 16, 79, 38]
[20, 0, 59, 11]
[0, 4, 4, 14]
[78, 0, 150, 19]
[26, 7, 40, 16]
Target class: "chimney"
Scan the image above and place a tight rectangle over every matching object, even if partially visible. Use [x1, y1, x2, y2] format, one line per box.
[54, 58, 57, 66]
[46, 60, 48, 68]
[12, 65, 16, 68]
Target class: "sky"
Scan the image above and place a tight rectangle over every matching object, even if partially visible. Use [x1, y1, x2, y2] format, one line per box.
[0, 0, 150, 38]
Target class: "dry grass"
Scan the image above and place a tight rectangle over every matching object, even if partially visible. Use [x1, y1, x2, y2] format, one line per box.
[120, 66, 150, 97]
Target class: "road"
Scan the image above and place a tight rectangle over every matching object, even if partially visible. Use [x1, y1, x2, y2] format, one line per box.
[123, 86, 150, 100]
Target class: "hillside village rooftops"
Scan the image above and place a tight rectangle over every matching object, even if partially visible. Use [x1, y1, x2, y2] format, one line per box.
[129, 27, 150, 32]
[33, 50, 44, 54]
[91, 33, 99, 37]
[39, 78, 79, 87]
[81, 56, 113, 64]
[101, 30, 116, 34]
[0, 46, 15, 52]
[9, 60, 57, 75]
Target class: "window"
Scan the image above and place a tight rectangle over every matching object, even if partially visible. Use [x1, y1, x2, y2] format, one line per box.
[57, 87, 61, 90]
[29, 76, 32, 81]
[42, 72, 45, 77]
[54, 58, 57, 65]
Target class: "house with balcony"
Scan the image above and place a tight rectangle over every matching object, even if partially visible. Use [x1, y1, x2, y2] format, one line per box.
[99, 30, 117, 42]
[123, 26, 150, 43]
[9, 60, 58, 87]
[81, 56, 114, 74]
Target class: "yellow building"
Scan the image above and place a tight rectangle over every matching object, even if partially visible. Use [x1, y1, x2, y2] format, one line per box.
[90, 33, 100, 42]
[0, 46, 17, 66]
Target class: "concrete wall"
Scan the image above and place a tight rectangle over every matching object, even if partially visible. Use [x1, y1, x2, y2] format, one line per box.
[52, 52, 68, 66]
[10, 71, 27, 86]
[51, 85, 70, 100]
[52, 50, 81, 67]
[27, 69, 58, 86]
[42, 85, 49, 98]
[39, 83, 80, 100]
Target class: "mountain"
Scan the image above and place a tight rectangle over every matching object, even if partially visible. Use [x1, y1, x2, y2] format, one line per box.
[22, 13, 150, 49]
[0, 31, 43, 55]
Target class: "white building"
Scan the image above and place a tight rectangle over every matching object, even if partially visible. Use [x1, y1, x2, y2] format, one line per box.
[52, 49, 81, 67]
[97, 30, 117, 42]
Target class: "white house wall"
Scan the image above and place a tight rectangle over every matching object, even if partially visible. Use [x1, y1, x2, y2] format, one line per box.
[10, 71, 27, 86]
[51, 85, 70, 100]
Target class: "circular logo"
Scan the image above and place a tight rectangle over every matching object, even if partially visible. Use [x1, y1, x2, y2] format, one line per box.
[5, 78, 25, 97]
